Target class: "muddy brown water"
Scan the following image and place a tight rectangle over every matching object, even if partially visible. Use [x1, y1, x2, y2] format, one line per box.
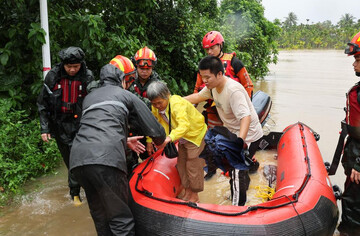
[0, 50, 356, 235]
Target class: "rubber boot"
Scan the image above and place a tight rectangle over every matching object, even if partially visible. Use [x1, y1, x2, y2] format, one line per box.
[72, 195, 82, 207]
[204, 169, 216, 180]
[249, 160, 260, 174]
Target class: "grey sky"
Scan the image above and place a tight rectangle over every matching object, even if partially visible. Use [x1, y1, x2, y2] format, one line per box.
[262, 0, 359, 24]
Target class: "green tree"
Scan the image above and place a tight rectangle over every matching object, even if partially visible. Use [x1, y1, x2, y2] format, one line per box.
[276, 11, 358, 50]
[337, 14, 358, 44]
[283, 12, 298, 29]
[0, 0, 46, 114]
[145, 0, 219, 94]
[338, 13, 355, 29]
[219, 0, 281, 78]
[0, 99, 60, 205]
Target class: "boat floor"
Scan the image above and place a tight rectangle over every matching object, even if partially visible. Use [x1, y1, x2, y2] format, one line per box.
[197, 149, 278, 206]
[134, 149, 278, 206]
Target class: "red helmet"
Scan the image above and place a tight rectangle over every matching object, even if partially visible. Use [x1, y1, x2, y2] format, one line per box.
[345, 31, 360, 56]
[109, 55, 136, 83]
[134, 46, 157, 68]
[202, 31, 224, 49]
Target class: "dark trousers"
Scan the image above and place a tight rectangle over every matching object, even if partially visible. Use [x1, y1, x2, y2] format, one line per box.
[228, 138, 261, 206]
[338, 138, 360, 235]
[338, 176, 360, 235]
[229, 169, 250, 206]
[73, 165, 135, 236]
[55, 137, 80, 197]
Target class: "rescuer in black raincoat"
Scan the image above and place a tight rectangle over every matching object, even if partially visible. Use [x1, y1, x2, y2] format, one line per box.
[37, 46, 94, 203]
[69, 64, 166, 235]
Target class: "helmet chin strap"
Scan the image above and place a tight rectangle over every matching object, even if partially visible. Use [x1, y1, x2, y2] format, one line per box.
[217, 44, 224, 58]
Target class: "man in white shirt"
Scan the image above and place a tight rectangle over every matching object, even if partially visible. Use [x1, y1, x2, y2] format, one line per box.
[184, 56, 263, 205]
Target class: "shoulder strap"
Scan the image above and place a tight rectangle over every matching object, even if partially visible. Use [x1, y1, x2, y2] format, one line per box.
[356, 86, 360, 105]
[231, 56, 245, 75]
[221, 53, 234, 61]
[328, 120, 348, 175]
[168, 102, 172, 132]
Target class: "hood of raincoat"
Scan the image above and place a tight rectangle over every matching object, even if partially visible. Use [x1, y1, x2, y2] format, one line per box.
[99, 64, 124, 87]
[59, 46, 85, 64]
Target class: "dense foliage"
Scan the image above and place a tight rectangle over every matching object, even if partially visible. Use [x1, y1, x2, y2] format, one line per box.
[276, 12, 360, 49]
[0, 0, 279, 205]
[0, 99, 60, 206]
[220, 0, 280, 78]
[1, 0, 279, 107]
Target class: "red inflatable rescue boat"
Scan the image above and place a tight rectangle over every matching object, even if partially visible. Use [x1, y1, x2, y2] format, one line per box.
[129, 122, 338, 235]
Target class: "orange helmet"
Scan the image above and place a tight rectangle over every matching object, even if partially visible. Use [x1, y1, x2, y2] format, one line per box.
[202, 31, 224, 49]
[345, 31, 360, 56]
[134, 46, 157, 68]
[109, 55, 136, 83]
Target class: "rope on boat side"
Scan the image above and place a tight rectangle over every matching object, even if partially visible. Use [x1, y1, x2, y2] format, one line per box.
[134, 122, 313, 222]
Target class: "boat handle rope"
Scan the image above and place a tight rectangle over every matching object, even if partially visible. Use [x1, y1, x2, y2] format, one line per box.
[134, 122, 311, 221]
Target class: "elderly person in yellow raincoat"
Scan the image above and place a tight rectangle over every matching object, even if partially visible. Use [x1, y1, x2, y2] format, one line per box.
[146, 81, 207, 203]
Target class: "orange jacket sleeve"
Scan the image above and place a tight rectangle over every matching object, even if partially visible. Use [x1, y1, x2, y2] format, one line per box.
[236, 67, 253, 99]
[193, 72, 204, 93]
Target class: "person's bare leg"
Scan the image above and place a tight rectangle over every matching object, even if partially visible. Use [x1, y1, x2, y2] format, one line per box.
[182, 187, 192, 201]
[187, 191, 199, 203]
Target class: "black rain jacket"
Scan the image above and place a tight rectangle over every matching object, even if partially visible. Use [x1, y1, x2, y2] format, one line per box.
[37, 61, 94, 144]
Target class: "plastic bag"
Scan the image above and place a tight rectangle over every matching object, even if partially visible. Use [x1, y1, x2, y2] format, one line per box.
[163, 142, 178, 159]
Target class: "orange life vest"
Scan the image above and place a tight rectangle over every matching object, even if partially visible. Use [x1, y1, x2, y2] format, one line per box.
[221, 53, 240, 83]
[52, 78, 86, 113]
[221, 52, 253, 98]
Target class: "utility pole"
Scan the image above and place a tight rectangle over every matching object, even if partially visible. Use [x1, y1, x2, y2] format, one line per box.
[40, 0, 51, 79]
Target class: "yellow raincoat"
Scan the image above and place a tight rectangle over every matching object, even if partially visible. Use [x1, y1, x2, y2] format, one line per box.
[148, 95, 207, 146]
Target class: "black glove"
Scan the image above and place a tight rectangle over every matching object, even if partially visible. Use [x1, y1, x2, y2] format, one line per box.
[238, 137, 244, 150]
[238, 137, 252, 167]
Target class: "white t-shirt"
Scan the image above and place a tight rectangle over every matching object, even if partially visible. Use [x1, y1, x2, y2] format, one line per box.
[199, 77, 263, 144]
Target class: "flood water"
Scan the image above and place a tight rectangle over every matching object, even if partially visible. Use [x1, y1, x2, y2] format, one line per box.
[0, 50, 356, 235]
